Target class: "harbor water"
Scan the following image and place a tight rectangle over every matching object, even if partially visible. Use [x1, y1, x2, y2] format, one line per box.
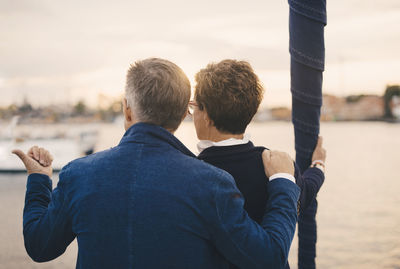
[0, 121, 399, 268]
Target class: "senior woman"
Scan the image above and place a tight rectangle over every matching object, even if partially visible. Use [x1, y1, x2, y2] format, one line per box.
[190, 59, 326, 269]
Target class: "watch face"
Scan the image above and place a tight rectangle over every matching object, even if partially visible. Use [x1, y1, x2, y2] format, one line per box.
[312, 164, 325, 173]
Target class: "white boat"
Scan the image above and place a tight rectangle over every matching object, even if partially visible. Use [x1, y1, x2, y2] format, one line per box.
[0, 117, 98, 172]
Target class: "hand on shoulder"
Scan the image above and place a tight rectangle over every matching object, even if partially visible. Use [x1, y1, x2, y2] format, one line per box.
[262, 150, 294, 178]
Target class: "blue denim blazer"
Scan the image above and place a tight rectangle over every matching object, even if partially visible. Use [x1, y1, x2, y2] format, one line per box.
[23, 122, 300, 269]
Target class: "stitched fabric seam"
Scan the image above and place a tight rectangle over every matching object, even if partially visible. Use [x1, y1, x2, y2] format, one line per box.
[289, 0, 326, 15]
[291, 87, 322, 100]
[290, 47, 324, 65]
[292, 117, 320, 128]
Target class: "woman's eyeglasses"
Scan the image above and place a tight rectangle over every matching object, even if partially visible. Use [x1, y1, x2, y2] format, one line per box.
[188, 101, 198, 115]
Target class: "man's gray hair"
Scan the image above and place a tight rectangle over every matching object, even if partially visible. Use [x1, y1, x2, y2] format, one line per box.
[125, 58, 191, 131]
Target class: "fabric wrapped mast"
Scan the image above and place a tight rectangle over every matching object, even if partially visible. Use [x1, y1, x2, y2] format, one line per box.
[288, 0, 327, 268]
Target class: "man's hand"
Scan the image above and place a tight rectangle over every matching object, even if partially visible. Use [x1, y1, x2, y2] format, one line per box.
[12, 146, 53, 177]
[262, 150, 295, 178]
[312, 136, 326, 163]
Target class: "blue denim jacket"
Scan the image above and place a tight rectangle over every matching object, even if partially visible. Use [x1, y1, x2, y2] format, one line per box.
[23, 122, 300, 269]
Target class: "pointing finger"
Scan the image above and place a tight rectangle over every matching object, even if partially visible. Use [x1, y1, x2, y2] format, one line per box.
[12, 149, 29, 166]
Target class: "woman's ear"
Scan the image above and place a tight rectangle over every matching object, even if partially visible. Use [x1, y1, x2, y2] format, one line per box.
[204, 110, 214, 127]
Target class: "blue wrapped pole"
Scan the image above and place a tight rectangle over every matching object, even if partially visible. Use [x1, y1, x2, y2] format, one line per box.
[288, 0, 326, 268]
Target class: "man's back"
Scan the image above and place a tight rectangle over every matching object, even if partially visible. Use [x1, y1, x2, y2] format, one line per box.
[59, 123, 231, 268]
[23, 123, 300, 269]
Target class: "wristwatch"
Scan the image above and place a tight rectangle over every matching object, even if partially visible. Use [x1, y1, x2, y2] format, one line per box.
[311, 160, 325, 173]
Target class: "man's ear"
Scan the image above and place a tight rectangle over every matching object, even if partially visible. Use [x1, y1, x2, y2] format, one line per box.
[181, 104, 190, 121]
[123, 98, 132, 122]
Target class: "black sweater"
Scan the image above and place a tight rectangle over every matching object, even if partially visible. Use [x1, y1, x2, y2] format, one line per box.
[197, 141, 325, 223]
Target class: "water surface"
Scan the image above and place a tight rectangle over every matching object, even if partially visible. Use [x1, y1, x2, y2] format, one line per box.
[1, 121, 399, 268]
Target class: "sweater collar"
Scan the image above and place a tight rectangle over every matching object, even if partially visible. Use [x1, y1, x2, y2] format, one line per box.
[196, 134, 251, 154]
[197, 141, 256, 159]
[119, 122, 196, 158]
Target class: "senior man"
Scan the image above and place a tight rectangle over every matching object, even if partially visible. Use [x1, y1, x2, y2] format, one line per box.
[13, 58, 300, 269]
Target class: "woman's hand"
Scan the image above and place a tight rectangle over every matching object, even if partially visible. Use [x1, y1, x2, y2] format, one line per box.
[312, 136, 326, 163]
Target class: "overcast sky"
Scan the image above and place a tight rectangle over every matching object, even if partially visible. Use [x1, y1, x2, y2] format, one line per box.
[1, 0, 399, 108]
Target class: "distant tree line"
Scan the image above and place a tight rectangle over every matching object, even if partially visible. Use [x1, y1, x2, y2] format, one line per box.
[0, 99, 123, 123]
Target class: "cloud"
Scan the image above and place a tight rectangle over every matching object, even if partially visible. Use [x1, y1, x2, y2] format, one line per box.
[0, 0, 399, 107]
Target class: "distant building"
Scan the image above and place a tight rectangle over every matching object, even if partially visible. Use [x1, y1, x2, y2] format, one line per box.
[253, 108, 273, 121]
[270, 107, 291, 121]
[321, 94, 384, 121]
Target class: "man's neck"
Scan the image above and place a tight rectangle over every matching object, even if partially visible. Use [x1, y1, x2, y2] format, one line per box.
[125, 121, 176, 134]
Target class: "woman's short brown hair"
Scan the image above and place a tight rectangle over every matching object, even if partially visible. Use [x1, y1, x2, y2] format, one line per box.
[194, 59, 264, 134]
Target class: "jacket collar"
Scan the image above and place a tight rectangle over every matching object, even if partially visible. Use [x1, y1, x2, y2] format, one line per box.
[118, 122, 196, 158]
